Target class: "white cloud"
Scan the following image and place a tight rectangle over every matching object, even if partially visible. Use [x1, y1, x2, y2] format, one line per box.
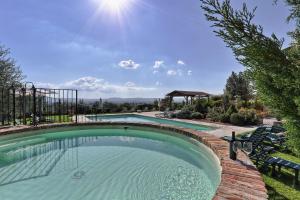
[187, 70, 192, 76]
[118, 60, 140, 70]
[177, 69, 183, 76]
[155, 81, 162, 86]
[124, 82, 136, 87]
[53, 41, 116, 58]
[177, 60, 186, 66]
[167, 69, 183, 76]
[153, 70, 159, 74]
[153, 60, 164, 69]
[64, 77, 114, 93]
[167, 70, 177, 76]
[35, 82, 57, 89]
[36, 77, 156, 98]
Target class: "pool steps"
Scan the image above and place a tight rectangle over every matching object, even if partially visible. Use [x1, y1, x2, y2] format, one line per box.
[0, 136, 101, 186]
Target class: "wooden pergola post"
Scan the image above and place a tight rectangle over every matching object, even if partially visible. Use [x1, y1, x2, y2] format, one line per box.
[169, 96, 173, 109]
[185, 96, 189, 105]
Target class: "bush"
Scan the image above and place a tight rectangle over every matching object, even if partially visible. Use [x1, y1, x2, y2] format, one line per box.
[252, 99, 264, 111]
[191, 112, 204, 119]
[230, 113, 245, 126]
[239, 108, 260, 125]
[219, 113, 230, 123]
[212, 99, 223, 107]
[211, 95, 223, 101]
[230, 109, 261, 126]
[207, 107, 224, 121]
[226, 104, 238, 116]
[181, 104, 195, 112]
[195, 99, 209, 114]
[173, 103, 183, 110]
[170, 113, 177, 118]
[176, 110, 192, 119]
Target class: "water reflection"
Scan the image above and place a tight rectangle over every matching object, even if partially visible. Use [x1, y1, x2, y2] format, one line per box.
[0, 135, 210, 187]
[0, 137, 99, 186]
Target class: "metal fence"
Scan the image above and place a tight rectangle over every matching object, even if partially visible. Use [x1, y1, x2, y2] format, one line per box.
[0, 85, 78, 127]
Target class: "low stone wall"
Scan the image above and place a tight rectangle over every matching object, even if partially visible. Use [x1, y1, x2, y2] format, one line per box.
[0, 122, 268, 200]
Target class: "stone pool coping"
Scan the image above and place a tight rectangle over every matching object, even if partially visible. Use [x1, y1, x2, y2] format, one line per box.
[0, 122, 268, 200]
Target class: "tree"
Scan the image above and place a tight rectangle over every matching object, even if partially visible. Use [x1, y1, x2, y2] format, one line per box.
[200, 0, 300, 155]
[225, 71, 253, 101]
[0, 44, 24, 87]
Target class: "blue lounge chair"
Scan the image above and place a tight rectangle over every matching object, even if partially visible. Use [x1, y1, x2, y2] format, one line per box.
[223, 126, 274, 164]
[265, 157, 300, 186]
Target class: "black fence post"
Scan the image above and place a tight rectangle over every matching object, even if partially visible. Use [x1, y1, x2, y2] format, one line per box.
[75, 90, 78, 124]
[32, 85, 37, 126]
[12, 87, 16, 126]
[7, 89, 10, 124]
[0, 86, 78, 127]
[1, 88, 4, 126]
[22, 88, 26, 125]
[58, 99, 62, 123]
[230, 131, 237, 160]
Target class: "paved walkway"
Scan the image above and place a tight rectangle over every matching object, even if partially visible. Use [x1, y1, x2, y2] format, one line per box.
[137, 112, 257, 138]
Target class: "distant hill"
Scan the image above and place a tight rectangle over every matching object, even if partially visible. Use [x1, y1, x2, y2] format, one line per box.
[82, 98, 159, 104]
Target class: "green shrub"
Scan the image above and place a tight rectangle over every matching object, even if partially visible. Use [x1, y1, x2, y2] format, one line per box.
[207, 107, 224, 121]
[219, 113, 230, 123]
[181, 104, 195, 112]
[173, 103, 183, 110]
[170, 113, 177, 118]
[226, 104, 238, 116]
[239, 108, 260, 125]
[176, 110, 192, 119]
[230, 109, 261, 126]
[252, 99, 264, 111]
[191, 112, 204, 119]
[195, 99, 209, 114]
[212, 99, 223, 107]
[211, 95, 223, 101]
[230, 113, 245, 126]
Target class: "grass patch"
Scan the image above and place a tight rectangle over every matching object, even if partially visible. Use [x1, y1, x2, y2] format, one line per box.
[237, 130, 252, 138]
[21, 115, 73, 125]
[43, 115, 72, 123]
[261, 152, 300, 200]
[263, 175, 300, 200]
[239, 129, 300, 199]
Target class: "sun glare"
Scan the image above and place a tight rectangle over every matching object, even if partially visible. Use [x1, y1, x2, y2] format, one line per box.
[95, 0, 133, 15]
[103, 0, 126, 12]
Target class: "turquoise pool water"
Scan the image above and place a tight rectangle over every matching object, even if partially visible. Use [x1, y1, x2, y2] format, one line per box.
[0, 126, 221, 200]
[86, 114, 213, 131]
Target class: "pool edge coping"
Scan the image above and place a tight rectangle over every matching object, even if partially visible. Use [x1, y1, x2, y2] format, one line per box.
[0, 122, 268, 200]
[81, 113, 217, 130]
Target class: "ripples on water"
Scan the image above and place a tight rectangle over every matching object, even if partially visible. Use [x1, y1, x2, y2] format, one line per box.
[0, 129, 220, 200]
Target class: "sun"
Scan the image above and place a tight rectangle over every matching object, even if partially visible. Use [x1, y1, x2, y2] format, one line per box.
[94, 0, 134, 15]
[102, 0, 127, 12]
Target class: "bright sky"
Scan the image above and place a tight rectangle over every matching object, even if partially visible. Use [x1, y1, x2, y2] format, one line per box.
[0, 0, 294, 98]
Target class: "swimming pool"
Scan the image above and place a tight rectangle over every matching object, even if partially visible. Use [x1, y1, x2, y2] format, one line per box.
[0, 125, 221, 200]
[86, 114, 214, 131]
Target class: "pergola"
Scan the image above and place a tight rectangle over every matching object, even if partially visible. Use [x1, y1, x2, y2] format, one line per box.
[165, 90, 211, 105]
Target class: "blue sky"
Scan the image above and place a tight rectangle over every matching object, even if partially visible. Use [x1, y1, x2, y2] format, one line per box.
[0, 0, 294, 98]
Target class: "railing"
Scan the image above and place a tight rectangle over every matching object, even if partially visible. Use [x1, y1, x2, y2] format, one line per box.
[0, 85, 78, 127]
[0, 136, 99, 186]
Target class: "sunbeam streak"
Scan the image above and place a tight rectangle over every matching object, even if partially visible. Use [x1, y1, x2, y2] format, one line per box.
[93, 0, 135, 17]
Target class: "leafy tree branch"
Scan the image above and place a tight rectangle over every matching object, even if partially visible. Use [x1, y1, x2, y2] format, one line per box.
[200, 0, 300, 155]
